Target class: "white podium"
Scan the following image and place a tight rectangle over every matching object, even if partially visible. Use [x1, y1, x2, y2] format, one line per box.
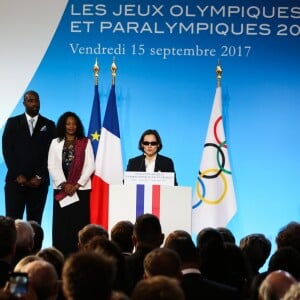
[108, 184, 192, 239]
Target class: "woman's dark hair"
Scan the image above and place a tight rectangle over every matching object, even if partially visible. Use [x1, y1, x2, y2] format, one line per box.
[56, 111, 85, 141]
[138, 129, 163, 152]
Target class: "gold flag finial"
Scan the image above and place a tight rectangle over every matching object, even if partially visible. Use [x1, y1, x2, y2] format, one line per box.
[93, 58, 100, 85]
[111, 57, 117, 85]
[216, 60, 222, 87]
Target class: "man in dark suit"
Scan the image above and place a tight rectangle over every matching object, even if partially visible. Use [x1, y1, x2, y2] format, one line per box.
[165, 234, 241, 300]
[126, 213, 165, 295]
[2, 90, 55, 224]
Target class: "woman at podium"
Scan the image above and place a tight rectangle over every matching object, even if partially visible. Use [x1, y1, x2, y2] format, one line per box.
[126, 129, 178, 185]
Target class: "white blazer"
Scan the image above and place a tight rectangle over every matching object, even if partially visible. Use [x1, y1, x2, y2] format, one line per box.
[47, 138, 95, 190]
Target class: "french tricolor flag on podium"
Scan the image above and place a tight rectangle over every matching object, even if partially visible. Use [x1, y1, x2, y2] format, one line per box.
[135, 185, 161, 218]
[108, 184, 192, 238]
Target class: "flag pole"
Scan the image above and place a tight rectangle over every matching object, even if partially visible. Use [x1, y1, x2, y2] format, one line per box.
[94, 58, 100, 86]
[111, 57, 117, 85]
[216, 61, 222, 88]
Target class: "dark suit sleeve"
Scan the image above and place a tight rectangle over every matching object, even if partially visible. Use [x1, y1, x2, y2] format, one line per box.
[126, 158, 134, 171]
[2, 115, 56, 183]
[2, 118, 19, 178]
[126, 155, 146, 172]
[155, 155, 178, 185]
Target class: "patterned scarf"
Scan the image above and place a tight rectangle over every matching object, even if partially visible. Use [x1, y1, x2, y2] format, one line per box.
[55, 137, 88, 201]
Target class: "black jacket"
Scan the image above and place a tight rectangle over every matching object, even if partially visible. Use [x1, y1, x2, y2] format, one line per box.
[2, 113, 55, 184]
[126, 154, 178, 185]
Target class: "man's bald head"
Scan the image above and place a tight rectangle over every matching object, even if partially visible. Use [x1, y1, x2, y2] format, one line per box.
[22, 260, 58, 300]
[259, 270, 296, 300]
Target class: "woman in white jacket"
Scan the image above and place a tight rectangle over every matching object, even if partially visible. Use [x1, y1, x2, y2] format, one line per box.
[48, 112, 95, 257]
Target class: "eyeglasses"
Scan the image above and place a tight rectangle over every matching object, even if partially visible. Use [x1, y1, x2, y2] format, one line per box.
[142, 141, 158, 146]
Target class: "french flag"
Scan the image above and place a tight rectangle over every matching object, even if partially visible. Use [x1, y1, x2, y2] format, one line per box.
[136, 184, 161, 218]
[90, 83, 123, 228]
[108, 184, 192, 237]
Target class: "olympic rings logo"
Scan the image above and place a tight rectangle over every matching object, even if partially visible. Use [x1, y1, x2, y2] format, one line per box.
[192, 116, 232, 208]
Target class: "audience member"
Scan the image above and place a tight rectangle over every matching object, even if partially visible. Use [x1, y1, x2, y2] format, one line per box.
[258, 270, 296, 300]
[282, 282, 300, 300]
[163, 229, 191, 247]
[77, 223, 108, 251]
[196, 227, 232, 285]
[268, 246, 300, 280]
[165, 235, 240, 300]
[14, 255, 43, 272]
[110, 291, 130, 300]
[125, 213, 164, 294]
[110, 220, 134, 256]
[28, 220, 44, 253]
[13, 220, 34, 267]
[131, 275, 185, 300]
[239, 233, 272, 278]
[21, 260, 59, 300]
[276, 221, 300, 252]
[251, 246, 300, 300]
[143, 247, 182, 280]
[249, 272, 268, 300]
[37, 247, 65, 279]
[0, 216, 17, 288]
[217, 227, 236, 244]
[224, 241, 252, 297]
[85, 236, 130, 295]
[62, 251, 116, 300]
[37, 247, 65, 300]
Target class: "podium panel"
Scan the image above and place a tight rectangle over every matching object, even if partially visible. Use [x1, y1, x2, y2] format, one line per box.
[109, 184, 192, 239]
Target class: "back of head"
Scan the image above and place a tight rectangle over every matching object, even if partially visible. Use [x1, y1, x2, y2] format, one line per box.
[196, 227, 229, 282]
[240, 233, 272, 275]
[15, 220, 34, 248]
[37, 247, 65, 279]
[28, 221, 44, 253]
[196, 227, 225, 263]
[84, 236, 129, 293]
[276, 221, 300, 252]
[111, 291, 130, 300]
[131, 275, 185, 300]
[143, 248, 182, 280]
[84, 236, 123, 260]
[0, 216, 16, 259]
[133, 213, 164, 248]
[164, 230, 191, 247]
[14, 255, 43, 272]
[110, 220, 134, 254]
[77, 224, 108, 250]
[62, 251, 116, 300]
[14, 220, 34, 265]
[282, 282, 300, 300]
[258, 270, 297, 300]
[217, 227, 236, 244]
[165, 235, 198, 264]
[196, 227, 224, 250]
[22, 260, 58, 300]
[268, 246, 300, 280]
